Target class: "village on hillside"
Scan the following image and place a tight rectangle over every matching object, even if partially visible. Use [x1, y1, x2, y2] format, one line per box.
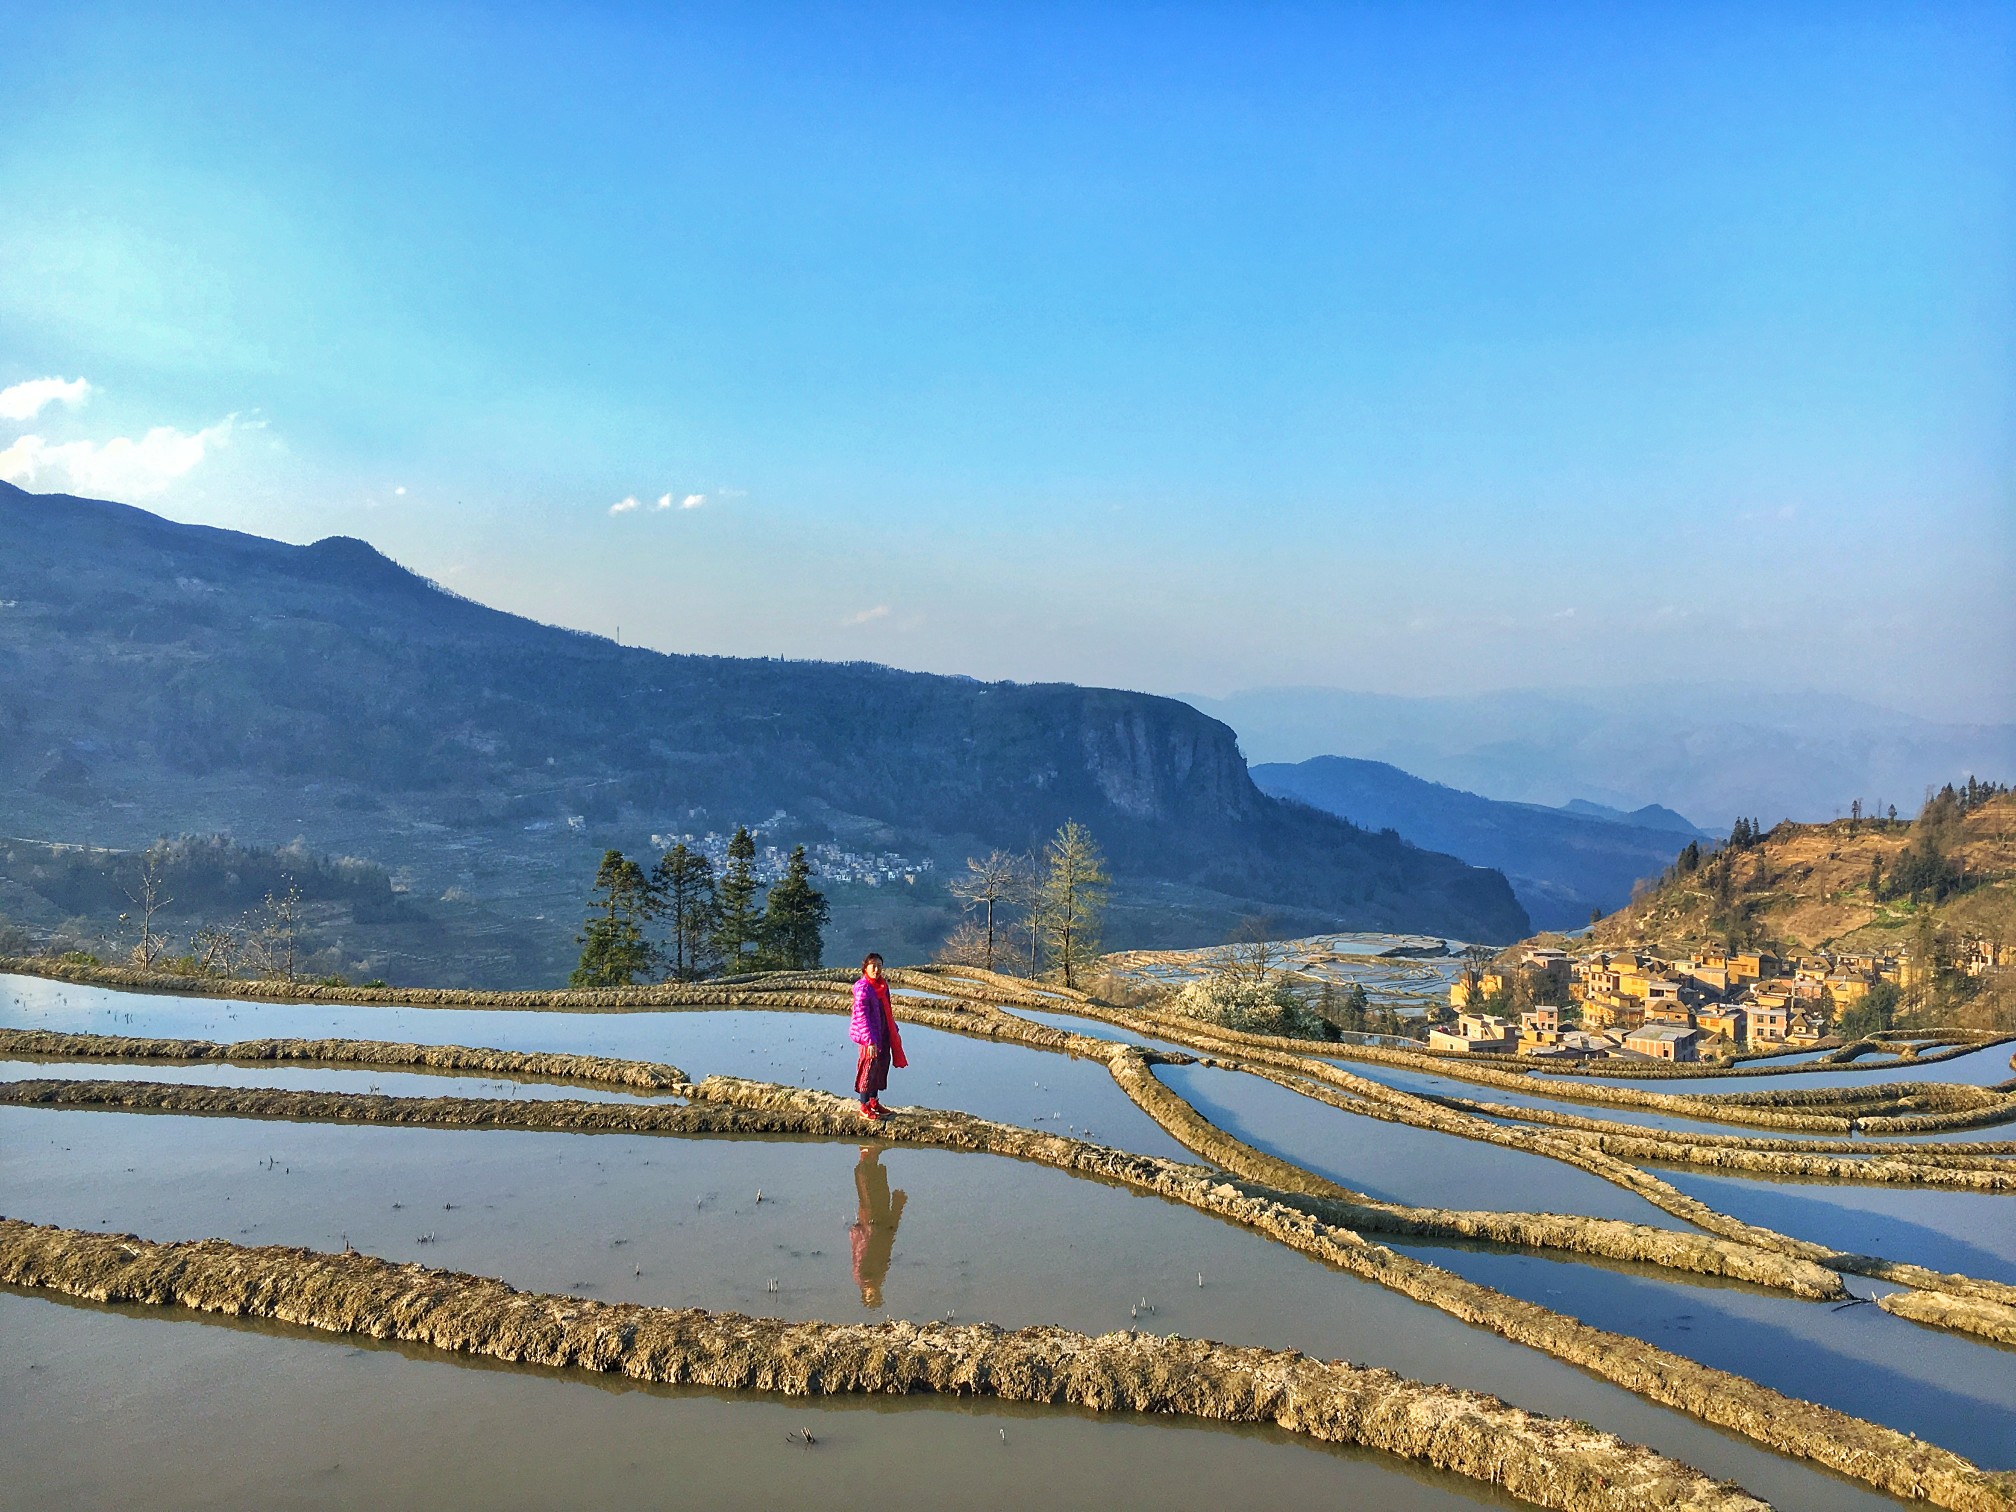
[1438, 936, 2016, 1063]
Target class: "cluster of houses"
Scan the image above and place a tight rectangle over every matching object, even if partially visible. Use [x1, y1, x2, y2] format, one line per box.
[1430, 943, 1939, 1063]
[648, 823, 934, 888]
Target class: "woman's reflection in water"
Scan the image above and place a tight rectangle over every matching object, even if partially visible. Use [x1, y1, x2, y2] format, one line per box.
[849, 1146, 908, 1309]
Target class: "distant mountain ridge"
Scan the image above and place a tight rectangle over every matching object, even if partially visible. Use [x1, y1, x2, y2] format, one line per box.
[1558, 800, 1708, 838]
[1251, 755, 1700, 931]
[0, 483, 1529, 971]
[1193, 686, 2016, 829]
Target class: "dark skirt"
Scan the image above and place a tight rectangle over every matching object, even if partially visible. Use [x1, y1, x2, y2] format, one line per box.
[855, 1044, 891, 1098]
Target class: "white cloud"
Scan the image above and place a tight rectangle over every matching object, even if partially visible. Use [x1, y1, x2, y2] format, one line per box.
[619, 489, 720, 516]
[844, 604, 892, 627]
[0, 376, 92, 422]
[0, 415, 243, 499]
[394, 485, 407, 496]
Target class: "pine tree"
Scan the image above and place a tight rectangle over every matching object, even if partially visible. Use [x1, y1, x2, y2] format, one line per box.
[572, 849, 656, 987]
[709, 826, 764, 973]
[1316, 980, 1370, 1034]
[653, 843, 717, 981]
[1033, 820, 1109, 989]
[758, 844, 829, 970]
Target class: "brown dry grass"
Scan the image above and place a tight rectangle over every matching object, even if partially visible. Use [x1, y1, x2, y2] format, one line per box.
[1877, 1289, 2016, 1348]
[1586, 795, 2016, 959]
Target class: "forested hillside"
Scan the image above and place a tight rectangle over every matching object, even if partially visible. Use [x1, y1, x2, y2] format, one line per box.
[0, 484, 1528, 975]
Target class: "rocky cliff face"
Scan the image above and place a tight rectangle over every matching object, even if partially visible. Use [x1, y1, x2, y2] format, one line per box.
[0, 482, 1529, 946]
[1076, 697, 1259, 823]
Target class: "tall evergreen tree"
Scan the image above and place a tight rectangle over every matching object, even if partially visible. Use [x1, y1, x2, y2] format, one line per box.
[1316, 979, 1370, 1034]
[709, 826, 764, 973]
[653, 842, 717, 981]
[758, 844, 829, 970]
[1034, 819, 1109, 989]
[572, 849, 656, 987]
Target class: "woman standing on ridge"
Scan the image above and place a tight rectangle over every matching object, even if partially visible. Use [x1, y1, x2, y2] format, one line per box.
[850, 952, 906, 1120]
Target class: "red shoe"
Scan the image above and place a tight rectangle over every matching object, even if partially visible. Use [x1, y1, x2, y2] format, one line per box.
[867, 1097, 889, 1117]
[858, 1101, 884, 1121]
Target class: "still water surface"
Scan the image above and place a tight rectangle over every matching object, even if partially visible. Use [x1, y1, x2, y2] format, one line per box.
[0, 1058, 669, 1103]
[1155, 1061, 1694, 1227]
[1340, 1060, 2016, 1147]
[1657, 1168, 2016, 1284]
[0, 976, 1189, 1162]
[1394, 1242, 2016, 1468]
[0, 1294, 1524, 1512]
[0, 1105, 1924, 1508]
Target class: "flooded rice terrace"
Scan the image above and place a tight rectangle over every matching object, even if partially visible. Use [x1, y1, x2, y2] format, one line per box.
[3, 1295, 1523, 1512]
[1654, 1169, 2016, 1285]
[1545, 1039, 2016, 1092]
[1338, 1059, 2016, 1145]
[1154, 1061, 1694, 1226]
[1397, 1242, 2016, 1467]
[0, 1057, 671, 1104]
[1100, 931, 1471, 1016]
[3, 972, 2012, 1510]
[0, 976, 1191, 1162]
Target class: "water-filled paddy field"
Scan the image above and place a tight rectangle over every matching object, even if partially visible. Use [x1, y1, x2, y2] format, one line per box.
[0, 976, 1189, 1162]
[1006, 1006, 1207, 1056]
[1547, 1041, 2016, 1092]
[0, 1057, 672, 1103]
[7, 969, 2014, 1510]
[1155, 1060, 1694, 1226]
[2, 1293, 1525, 1512]
[1395, 1240, 2016, 1467]
[3, 1105, 1919, 1506]
[1334, 1060, 2016, 1145]
[1656, 1168, 2016, 1285]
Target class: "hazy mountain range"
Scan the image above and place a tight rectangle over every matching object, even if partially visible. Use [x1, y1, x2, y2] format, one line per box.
[0, 483, 1530, 979]
[1252, 756, 1707, 931]
[1192, 686, 2015, 830]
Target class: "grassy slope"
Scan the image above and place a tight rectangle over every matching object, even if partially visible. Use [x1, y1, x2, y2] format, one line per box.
[1515, 796, 2016, 1027]
[1588, 796, 2014, 955]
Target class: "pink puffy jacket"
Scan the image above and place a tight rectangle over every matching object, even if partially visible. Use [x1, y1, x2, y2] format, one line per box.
[850, 976, 889, 1049]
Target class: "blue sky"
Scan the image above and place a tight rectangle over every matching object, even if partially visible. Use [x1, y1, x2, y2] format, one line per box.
[4, 2, 2011, 719]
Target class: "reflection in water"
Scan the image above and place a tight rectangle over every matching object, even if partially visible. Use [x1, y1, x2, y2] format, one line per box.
[850, 1147, 908, 1309]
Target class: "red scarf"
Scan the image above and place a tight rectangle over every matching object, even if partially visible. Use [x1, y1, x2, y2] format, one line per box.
[869, 976, 908, 1069]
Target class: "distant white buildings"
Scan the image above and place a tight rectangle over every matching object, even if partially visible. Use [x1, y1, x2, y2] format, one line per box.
[646, 824, 934, 887]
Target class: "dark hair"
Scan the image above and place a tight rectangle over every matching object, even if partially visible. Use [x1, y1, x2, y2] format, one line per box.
[860, 952, 884, 974]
